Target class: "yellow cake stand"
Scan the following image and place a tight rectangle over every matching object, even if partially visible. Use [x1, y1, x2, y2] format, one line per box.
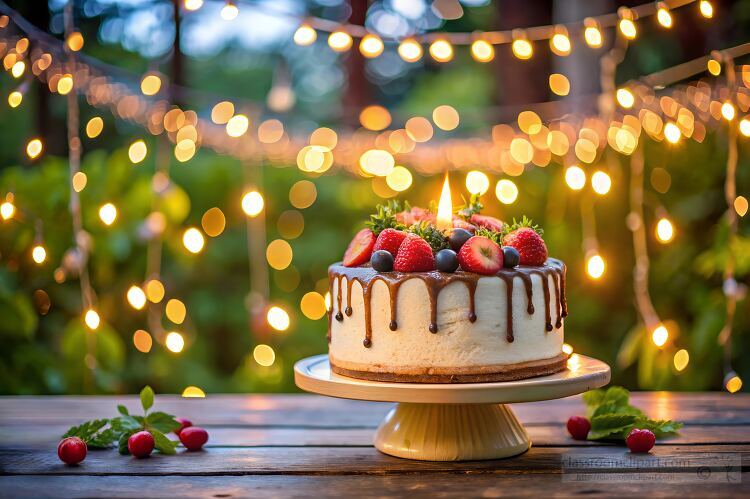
[294, 354, 610, 461]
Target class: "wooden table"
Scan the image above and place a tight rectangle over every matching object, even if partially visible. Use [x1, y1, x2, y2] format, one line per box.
[0, 393, 747, 497]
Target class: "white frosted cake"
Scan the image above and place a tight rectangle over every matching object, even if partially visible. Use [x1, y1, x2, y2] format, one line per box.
[328, 201, 569, 383]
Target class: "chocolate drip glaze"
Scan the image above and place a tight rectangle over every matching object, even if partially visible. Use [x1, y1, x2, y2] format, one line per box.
[328, 259, 566, 348]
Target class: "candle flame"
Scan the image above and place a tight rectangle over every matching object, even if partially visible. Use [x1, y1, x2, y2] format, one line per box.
[437, 172, 453, 231]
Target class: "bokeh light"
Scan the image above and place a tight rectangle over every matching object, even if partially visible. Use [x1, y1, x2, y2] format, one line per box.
[359, 105, 391, 131]
[127, 285, 147, 310]
[267, 306, 290, 331]
[140, 74, 161, 96]
[511, 38, 533, 60]
[242, 191, 264, 217]
[359, 34, 384, 58]
[253, 344, 276, 366]
[616, 88, 635, 109]
[182, 386, 206, 398]
[146, 279, 165, 303]
[266, 239, 293, 270]
[31, 245, 46, 264]
[466, 170, 490, 195]
[293, 24, 316, 46]
[26, 138, 43, 159]
[300, 291, 327, 320]
[586, 254, 606, 279]
[289, 180, 317, 209]
[133, 330, 152, 353]
[495, 179, 518, 204]
[211, 101, 234, 124]
[549, 74, 570, 96]
[591, 171, 611, 195]
[86, 117, 104, 138]
[656, 217, 674, 243]
[470, 39, 494, 62]
[699, 0, 714, 18]
[359, 149, 395, 176]
[673, 349, 689, 371]
[429, 39, 453, 62]
[226, 114, 249, 137]
[128, 140, 147, 163]
[166, 331, 185, 353]
[84, 309, 100, 330]
[432, 105, 459, 131]
[166, 299, 187, 324]
[99, 203, 117, 226]
[398, 38, 423, 62]
[651, 325, 669, 347]
[328, 31, 353, 52]
[183, 227, 205, 254]
[565, 166, 586, 190]
[386, 166, 413, 192]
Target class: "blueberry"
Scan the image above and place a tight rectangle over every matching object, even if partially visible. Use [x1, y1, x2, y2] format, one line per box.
[449, 228, 473, 252]
[436, 249, 459, 273]
[370, 250, 394, 272]
[502, 246, 520, 268]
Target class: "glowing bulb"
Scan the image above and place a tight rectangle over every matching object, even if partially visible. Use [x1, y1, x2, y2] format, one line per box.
[328, 31, 353, 52]
[436, 173, 453, 231]
[72, 172, 87, 192]
[1, 201, 15, 220]
[32, 245, 46, 264]
[664, 122, 681, 143]
[293, 24, 317, 46]
[128, 140, 147, 163]
[99, 203, 117, 226]
[565, 165, 586, 190]
[699, 0, 713, 18]
[226, 114, 249, 137]
[267, 306, 290, 331]
[385, 166, 413, 192]
[725, 373, 742, 393]
[66, 31, 84, 51]
[220, 1, 239, 21]
[656, 217, 674, 243]
[429, 39, 453, 62]
[140, 74, 161, 96]
[183, 227, 205, 254]
[398, 39, 423, 62]
[470, 39, 494, 62]
[495, 179, 519, 205]
[739, 118, 750, 137]
[657, 6, 673, 28]
[11, 61, 25, 78]
[145, 279, 165, 303]
[86, 117, 104, 138]
[26, 138, 43, 159]
[183, 0, 203, 11]
[242, 191, 264, 217]
[465, 170, 489, 195]
[359, 34, 384, 58]
[57, 74, 73, 95]
[707, 59, 721, 76]
[512, 38, 533, 60]
[127, 285, 147, 310]
[616, 88, 635, 109]
[586, 254, 605, 279]
[673, 349, 689, 372]
[721, 102, 736, 121]
[8, 91, 22, 107]
[166, 298, 187, 324]
[84, 309, 100, 330]
[253, 344, 276, 366]
[591, 171, 612, 195]
[651, 325, 668, 347]
[166, 331, 185, 352]
[550, 32, 571, 56]
[619, 19, 637, 40]
[584, 20, 603, 48]
[735, 196, 749, 217]
[562, 343, 574, 355]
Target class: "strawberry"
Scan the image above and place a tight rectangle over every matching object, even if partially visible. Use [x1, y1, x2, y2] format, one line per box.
[502, 228, 548, 266]
[452, 217, 477, 232]
[343, 228, 375, 267]
[469, 214, 504, 232]
[393, 235, 435, 272]
[373, 228, 408, 256]
[457, 236, 503, 274]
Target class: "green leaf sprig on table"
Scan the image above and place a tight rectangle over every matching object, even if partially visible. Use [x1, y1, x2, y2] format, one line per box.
[63, 386, 181, 455]
[582, 386, 683, 441]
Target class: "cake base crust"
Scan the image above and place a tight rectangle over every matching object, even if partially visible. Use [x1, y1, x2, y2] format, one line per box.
[329, 352, 570, 383]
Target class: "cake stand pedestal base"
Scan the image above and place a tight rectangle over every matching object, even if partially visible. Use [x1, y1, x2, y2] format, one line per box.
[374, 403, 529, 461]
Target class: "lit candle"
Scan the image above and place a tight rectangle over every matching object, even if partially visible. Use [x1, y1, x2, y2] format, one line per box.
[436, 172, 453, 232]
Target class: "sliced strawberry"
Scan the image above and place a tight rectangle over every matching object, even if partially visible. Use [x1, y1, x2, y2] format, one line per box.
[502, 228, 548, 266]
[373, 228, 408, 256]
[452, 217, 477, 231]
[469, 214, 504, 232]
[393, 234, 435, 272]
[457, 235, 503, 274]
[343, 228, 375, 267]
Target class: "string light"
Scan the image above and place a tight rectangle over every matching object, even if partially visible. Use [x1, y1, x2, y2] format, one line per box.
[31, 245, 46, 264]
[616, 88, 635, 109]
[241, 190, 264, 217]
[72, 172, 87, 192]
[656, 4, 673, 28]
[140, 74, 161, 96]
[550, 30, 571, 56]
[166, 298, 187, 324]
[725, 372, 742, 393]
[226, 114, 249, 137]
[11, 60, 25, 78]
[398, 39, 423, 62]
[673, 349, 689, 371]
[495, 179, 518, 204]
[429, 39, 454, 62]
[1, 200, 15, 220]
[126, 285, 147, 310]
[220, 1, 239, 21]
[721, 102, 736, 121]
[84, 309, 100, 330]
[591, 171, 612, 195]
[735, 196, 749, 217]
[267, 306, 290, 331]
[618, 9, 637, 40]
[86, 117, 104, 138]
[66, 31, 84, 51]
[584, 18, 603, 48]
[655, 217, 674, 243]
[707, 59, 721, 76]
[565, 165, 586, 190]
[26, 138, 42, 159]
[253, 344, 276, 366]
[266, 239, 293, 270]
[470, 39, 494, 62]
[466, 170, 490, 195]
[165, 331, 185, 353]
[549, 73, 570, 96]
[183, 227, 205, 254]
[133, 330, 152, 353]
[651, 324, 669, 347]
[145, 279, 165, 303]
[739, 118, 750, 137]
[327, 30, 353, 52]
[8, 90, 22, 107]
[57, 74, 73, 95]
[664, 122, 681, 143]
[128, 140, 147, 163]
[183, 0, 203, 12]
[98, 203, 117, 226]
[293, 24, 317, 46]
[586, 253, 606, 280]
[511, 37, 533, 60]
[359, 34, 384, 58]
[699, 0, 714, 19]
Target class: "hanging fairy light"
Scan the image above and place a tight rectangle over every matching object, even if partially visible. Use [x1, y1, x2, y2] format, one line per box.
[359, 34, 383, 58]
[126, 285, 147, 310]
[586, 253, 606, 280]
[86, 117, 104, 138]
[739, 118, 750, 137]
[84, 309, 101, 330]
[220, 1, 239, 21]
[98, 203, 117, 226]
[11, 60, 25, 78]
[673, 349, 689, 372]
[128, 140, 147, 163]
[511, 32, 533, 60]
[470, 39, 494, 62]
[165, 331, 185, 353]
[31, 244, 47, 264]
[267, 305, 290, 331]
[465, 170, 490, 195]
[1, 199, 15, 220]
[651, 324, 669, 347]
[591, 171, 612, 195]
[226, 114, 249, 137]
[721, 101, 736, 121]
[664, 122, 681, 143]
[724, 371, 742, 393]
[616, 88, 635, 109]
[8, 90, 22, 107]
[618, 8, 637, 40]
[328, 30, 353, 52]
[398, 38, 423, 62]
[584, 18, 603, 48]
[293, 24, 317, 46]
[656, 3, 673, 28]
[707, 59, 721, 76]
[429, 39, 453, 62]
[242, 191, 264, 217]
[26, 138, 43, 159]
[699, 0, 714, 19]
[655, 217, 674, 243]
[565, 165, 586, 190]
[550, 27, 571, 56]
[66, 31, 84, 51]
[183, 227, 205, 254]
[57, 74, 73, 95]
[495, 179, 518, 204]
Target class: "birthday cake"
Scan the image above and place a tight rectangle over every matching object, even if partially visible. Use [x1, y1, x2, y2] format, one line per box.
[328, 194, 569, 383]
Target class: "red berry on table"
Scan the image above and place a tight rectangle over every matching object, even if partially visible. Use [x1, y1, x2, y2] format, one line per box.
[373, 228, 408, 257]
[566, 416, 591, 440]
[626, 428, 656, 453]
[128, 430, 155, 458]
[57, 437, 87, 465]
[393, 235, 436, 272]
[342, 228, 375, 267]
[502, 228, 548, 266]
[179, 426, 209, 451]
[469, 214, 504, 232]
[457, 235, 503, 275]
[174, 417, 193, 436]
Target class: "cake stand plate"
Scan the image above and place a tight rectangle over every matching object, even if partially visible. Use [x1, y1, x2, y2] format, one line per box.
[294, 354, 610, 461]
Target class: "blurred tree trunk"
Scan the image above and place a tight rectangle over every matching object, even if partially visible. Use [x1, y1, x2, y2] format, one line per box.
[343, 0, 370, 127]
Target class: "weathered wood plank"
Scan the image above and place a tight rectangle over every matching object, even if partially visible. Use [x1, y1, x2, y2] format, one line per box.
[1, 423, 747, 448]
[1, 474, 748, 499]
[1, 445, 747, 475]
[1, 393, 747, 426]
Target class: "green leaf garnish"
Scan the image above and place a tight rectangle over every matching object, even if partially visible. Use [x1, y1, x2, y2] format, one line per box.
[140, 385, 154, 412]
[474, 226, 502, 245]
[500, 215, 543, 238]
[456, 193, 484, 220]
[151, 429, 178, 455]
[366, 200, 407, 235]
[407, 221, 449, 253]
[146, 411, 181, 434]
